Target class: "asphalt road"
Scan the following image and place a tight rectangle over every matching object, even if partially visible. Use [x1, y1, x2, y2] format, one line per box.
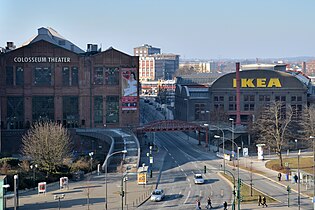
[138, 131, 232, 210]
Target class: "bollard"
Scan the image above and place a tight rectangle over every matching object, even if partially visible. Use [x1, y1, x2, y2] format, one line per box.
[221, 189, 224, 197]
[133, 201, 134, 207]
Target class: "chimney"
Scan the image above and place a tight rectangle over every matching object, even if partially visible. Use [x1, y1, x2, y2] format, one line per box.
[302, 61, 306, 74]
[5, 42, 16, 51]
[87, 44, 98, 52]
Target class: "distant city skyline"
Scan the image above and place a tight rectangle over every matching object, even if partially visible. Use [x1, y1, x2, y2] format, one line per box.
[1, 0, 314, 59]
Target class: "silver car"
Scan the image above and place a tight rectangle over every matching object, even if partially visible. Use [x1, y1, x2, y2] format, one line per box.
[194, 174, 205, 184]
[150, 189, 165, 201]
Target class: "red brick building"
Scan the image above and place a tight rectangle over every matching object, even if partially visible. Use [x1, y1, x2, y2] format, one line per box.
[0, 38, 139, 130]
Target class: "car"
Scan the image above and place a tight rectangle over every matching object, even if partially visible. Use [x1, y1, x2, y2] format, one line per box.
[150, 189, 165, 201]
[194, 174, 204, 184]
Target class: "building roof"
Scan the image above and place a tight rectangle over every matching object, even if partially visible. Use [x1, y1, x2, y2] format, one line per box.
[22, 27, 85, 54]
[134, 44, 159, 49]
[241, 63, 287, 71]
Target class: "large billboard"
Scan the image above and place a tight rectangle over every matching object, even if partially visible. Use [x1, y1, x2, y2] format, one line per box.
[121, 68, 138, 110]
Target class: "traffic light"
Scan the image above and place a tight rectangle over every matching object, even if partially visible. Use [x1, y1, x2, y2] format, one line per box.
[204, 165, 207, 173]
[239, 179, 243, 187]
[120, 191, 125, 197]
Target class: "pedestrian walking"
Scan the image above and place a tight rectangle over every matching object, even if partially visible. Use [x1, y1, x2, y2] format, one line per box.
[294, 174, 298, 183]
[262, 196, 268, 207]
[277, 172, 282, 181]
[223, 201, 228, 210]
[258, 195, 262, 206]
[196, 199, 201, 209]
[206, 197, 213, 209]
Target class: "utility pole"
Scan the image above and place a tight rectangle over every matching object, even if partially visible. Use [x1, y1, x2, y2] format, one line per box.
[250, 162, 253, 197]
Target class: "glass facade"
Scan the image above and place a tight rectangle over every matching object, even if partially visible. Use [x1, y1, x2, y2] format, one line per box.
[105, 67, 119, 85]
[71, 67, 78, 86]
[32, 96, 54, 122]
[194, 103, 206, 121]
[94, 67, 103, 85]
[33, 67, 52, 86]
[62, 96, 79, 128]
[94, 67, 119, 85]
[106, 96, 119, 123]
[7, 96, 24, 129]
[6, 66, 13, 86]
[62, 67, 70, 86]
[63, 66, 78, 86]
[94, 96, 103, 124]
[16, 67, 24, 86]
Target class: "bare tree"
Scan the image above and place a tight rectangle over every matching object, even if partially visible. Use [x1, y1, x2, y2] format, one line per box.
[250, 101, 293, 168]
[210, 109, 229, 124]
[21, 122, 72, 174]
[301, 104, 315, 137]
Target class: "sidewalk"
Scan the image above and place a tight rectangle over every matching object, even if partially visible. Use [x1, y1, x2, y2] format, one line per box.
[238, 155, 313, 200]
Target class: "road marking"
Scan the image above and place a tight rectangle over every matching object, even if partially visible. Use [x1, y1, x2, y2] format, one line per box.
[184, 190, 191, 204]
[169, 152, 172, 156]
[187, 178, 190, 182]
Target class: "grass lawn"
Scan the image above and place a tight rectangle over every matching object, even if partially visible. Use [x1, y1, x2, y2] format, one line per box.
[265, 156, 313, 174]
[220, 172, 277, 204]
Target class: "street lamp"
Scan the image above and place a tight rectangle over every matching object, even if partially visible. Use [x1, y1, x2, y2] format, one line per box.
[184, 98, 189, 141]
[104, 150, 128, 210]
[310, 136, 315, 201]
[14, 174, 18, 210]
[54, 194, 65, 210]
[215, 135, 240, 210]
[229, 118, 235, 166]
[30, 164, 38, 186]
[295, 139, 298, 150]
[297, 149, 301, 210]
[184, 98, 189, 122]
[207, 124, 225, 173]
[89, 152, 94, 173]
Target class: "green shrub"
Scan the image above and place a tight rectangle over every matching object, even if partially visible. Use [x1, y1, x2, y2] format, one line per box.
[70, 157, 90, 173]
[0, 157, 20, 167]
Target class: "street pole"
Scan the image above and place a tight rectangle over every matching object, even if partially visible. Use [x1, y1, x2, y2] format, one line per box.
[121, 177, 124, 210]
[210, 125, 225, 173]
[185, 98, 189, 141]
[230, 118, 235, 167]
[104, 150, 127, 210]
[310, 136, 315, 201]
[14, 174, 18, 210]
[214, 136, 239, 209]
[250, 161, 253, 197]
[124, 177, 127, 205]
[237, 147, 240, 210]
[298, 149, 301, 210]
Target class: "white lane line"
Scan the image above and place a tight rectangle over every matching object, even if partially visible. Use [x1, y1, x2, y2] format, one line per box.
[181, 168, 184, 172]
[184, 190, 191, 204]
[187, 178, 190, 182]
[169, 152, 172, 156]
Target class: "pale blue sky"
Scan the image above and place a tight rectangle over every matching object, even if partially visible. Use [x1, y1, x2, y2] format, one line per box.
[1, 0, 314, 59]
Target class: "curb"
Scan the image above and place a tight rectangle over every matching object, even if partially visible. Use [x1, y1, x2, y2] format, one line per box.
[233, 160, 313, 201]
